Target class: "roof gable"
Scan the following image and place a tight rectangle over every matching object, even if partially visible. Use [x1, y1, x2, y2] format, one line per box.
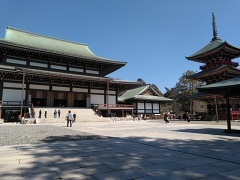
[119, 85, 173, 102]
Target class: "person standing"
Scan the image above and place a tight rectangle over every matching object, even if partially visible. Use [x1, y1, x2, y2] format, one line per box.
[54, 109, 57, 118]
[58, 110, 61, 118]
[73, 112, 76, 122]
[44, 111, 47, 118]
[67, 110, 74, 127]
[39, 109, 42, 118]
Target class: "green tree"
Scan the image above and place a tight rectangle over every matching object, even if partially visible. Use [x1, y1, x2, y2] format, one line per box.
[164, 70, 206, 116]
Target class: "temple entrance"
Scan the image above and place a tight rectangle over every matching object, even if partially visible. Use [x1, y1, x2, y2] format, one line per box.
[29, 90, 88, 107]
[31, 91, 47, 107]
[54, 99, 67, 107]
[32, 98, 47, 107]
[74, 100, 86, 107]
[74, 93, 87, 107]
[54, 92, 68, 107]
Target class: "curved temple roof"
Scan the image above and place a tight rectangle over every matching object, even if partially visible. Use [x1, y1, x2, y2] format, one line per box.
[186, 40, 240, 62]
[2, 27, 127, 64]
[186, 13, 240, 62]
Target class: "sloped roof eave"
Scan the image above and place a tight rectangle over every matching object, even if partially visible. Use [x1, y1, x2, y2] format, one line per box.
[187, 65, 240, 79]
[197, 75, 240, 90]
[186, 40, 225, 60]
[132, 95, 173, 102]
[2, 27, 127, 65]
[186, 40, 240, 62]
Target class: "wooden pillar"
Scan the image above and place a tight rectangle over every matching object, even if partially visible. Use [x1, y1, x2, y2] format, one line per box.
[107, 81, 110, 114]
[25, 81, 30, 106]
[46, 91, 52, 107]
[226, 89, 231, 131]
[68, 92, 74, 107]
[0, 80, 3, 119]
[0, 80, 3, 101]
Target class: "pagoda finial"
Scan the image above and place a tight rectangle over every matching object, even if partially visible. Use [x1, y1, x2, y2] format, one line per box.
[211, 12, 221, 41]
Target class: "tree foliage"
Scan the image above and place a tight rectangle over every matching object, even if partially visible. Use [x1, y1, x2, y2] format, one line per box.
[137, 78, 163, 96]
[164, 70, 206, 115]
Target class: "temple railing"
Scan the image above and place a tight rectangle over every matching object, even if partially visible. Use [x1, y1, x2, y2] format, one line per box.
[200, 60, 239, 70]
[96, 104, 133, 109]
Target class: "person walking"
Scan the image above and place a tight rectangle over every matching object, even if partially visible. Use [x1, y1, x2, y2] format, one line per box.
[67, 110, 74, 127]
[164, 112, 169, 124]
[186, 112, 190, 122]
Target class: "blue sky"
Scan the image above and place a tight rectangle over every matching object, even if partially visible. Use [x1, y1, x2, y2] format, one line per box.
[1, 1, 240, 93]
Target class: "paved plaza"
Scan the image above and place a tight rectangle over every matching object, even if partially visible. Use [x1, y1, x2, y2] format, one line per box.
[0, 120, 240, 179]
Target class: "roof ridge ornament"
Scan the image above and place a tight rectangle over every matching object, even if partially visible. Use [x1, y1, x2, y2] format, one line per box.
[211, 12, 222, 42]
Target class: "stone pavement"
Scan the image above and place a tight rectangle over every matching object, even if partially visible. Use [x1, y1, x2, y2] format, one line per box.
[1, 120, 240, 179]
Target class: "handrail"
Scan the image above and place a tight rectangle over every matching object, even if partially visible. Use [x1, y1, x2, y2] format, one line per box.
[97, 104, 133, 108]
[91, 104, 102, 117]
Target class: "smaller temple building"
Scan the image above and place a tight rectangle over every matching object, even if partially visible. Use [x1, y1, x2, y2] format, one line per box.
[118, 85, 173, 119]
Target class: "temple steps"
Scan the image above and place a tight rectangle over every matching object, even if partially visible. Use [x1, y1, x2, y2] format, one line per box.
[33, 107, 112, 123]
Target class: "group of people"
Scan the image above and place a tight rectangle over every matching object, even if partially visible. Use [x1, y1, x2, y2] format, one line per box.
[53, 109, 61, 118]
[164, 112, 190, 123]
[66, 110, 76, 127]
[38, 109, 47, 118]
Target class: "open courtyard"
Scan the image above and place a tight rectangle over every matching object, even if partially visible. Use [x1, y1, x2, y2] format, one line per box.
[0, 120, 240, 179]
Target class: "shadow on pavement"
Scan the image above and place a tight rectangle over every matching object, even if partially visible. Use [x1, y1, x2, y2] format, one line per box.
[0, 125, 240, 179]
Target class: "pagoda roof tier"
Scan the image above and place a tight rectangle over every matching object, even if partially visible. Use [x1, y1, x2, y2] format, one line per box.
[188, 92, 223, 102]
[186, 40, 240, 62]
[197, 76, 240, 97]
[0, 27, 127, 75]
[187, 65, 240, 80]
[198, 75, 240, 91]
[186, 13, 240, 63]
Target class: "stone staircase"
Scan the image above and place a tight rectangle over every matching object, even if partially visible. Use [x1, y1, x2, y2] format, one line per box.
[33, 107, 112, 124]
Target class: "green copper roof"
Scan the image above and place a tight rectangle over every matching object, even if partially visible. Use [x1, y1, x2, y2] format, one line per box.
[119, 85, 173, 102]
[186, 40, 225, 60]
[198, 76, 240, 90]
[119, 85, 148, 101]
[186, 13, 240, 62]
[3, 27, 126, 64]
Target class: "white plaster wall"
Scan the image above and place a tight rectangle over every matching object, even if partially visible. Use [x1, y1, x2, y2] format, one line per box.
[90, 94, 104, 104]
[138, 103, 144, 109]
[145, 103, 152, 109]
[108, 95, 116, 104]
